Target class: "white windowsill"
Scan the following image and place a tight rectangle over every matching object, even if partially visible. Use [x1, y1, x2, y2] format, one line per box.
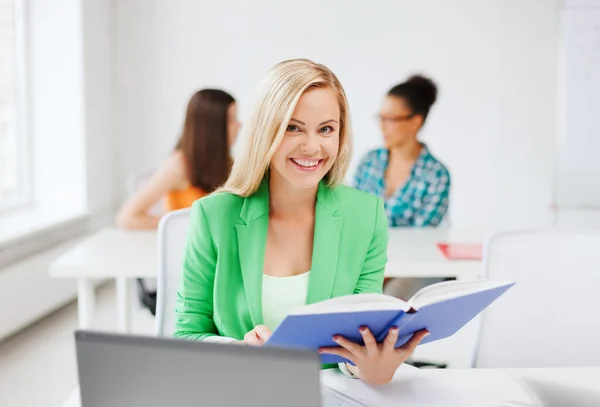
[0, 204, 90, 250]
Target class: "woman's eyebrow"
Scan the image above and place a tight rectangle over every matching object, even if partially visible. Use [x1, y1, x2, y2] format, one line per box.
[319, 119, 338, 126]
[289, 118, 339, 126]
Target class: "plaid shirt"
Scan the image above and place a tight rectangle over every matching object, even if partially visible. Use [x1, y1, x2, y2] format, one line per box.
[353, 144, 450, 227]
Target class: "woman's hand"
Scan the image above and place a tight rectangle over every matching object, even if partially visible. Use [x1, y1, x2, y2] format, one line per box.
[235, 325, 272, 346]
[319, 326, 429, 387]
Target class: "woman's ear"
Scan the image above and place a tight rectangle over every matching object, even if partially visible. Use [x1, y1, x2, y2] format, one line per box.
[412, 114, 424, 131]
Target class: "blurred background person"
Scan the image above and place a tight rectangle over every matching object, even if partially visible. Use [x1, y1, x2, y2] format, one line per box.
[115, 88, 239, 316]
[116, 89, 240, 230]
[353, 75, 450, 227]
[354, 76, 450, 300]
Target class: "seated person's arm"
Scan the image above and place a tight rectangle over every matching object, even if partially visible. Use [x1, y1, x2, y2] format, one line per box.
[173, 200, 222, 341]
[352, 153, 371, 189]
[341, 198, 389, 377]
[413, 173, 450, 227]
[116, 153, 185, 229]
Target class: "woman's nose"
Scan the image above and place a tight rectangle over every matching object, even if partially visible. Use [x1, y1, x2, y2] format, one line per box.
[300, 132, 320, 154]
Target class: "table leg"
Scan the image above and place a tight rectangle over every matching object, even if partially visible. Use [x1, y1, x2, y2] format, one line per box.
[116, 277, 132, 333]
[77, 278, 96, 329]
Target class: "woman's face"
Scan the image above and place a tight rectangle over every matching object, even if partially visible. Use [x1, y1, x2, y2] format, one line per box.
[227, 102, 240, 147]
[270, 87, 340, 191]
[379, 96, 422, 149]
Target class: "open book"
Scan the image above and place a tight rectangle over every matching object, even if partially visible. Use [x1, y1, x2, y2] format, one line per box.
[265, 280, 514, 364]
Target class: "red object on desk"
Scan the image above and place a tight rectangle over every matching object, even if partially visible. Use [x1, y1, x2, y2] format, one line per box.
[437, 243, 483, 260]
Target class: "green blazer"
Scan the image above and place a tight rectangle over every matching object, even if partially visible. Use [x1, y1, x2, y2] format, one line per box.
[174, 179, 389, 347]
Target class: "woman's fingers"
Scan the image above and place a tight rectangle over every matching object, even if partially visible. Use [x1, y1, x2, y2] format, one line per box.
[243, 330, 262, 346]
[399, 329, 430, 354]
[333, 335, 363, 358]
[243, 325, 272, 346]
[359, 326, 378, 353]
[382, 326, 399, 352]
[254, 325, 272, 344]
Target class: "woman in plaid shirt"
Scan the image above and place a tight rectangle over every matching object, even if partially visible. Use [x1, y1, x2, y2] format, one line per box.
[354, 75, 451, 300]
[353, 75, 450, 227]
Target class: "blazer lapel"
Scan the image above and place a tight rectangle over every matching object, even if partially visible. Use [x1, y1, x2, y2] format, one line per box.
[235, 180, 343, 322]
[236, 180, 269, 327]
[306, 182, 343, 304]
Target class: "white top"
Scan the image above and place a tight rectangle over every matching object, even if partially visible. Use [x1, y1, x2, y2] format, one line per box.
[202, 272, 311, 344]
[261, 271, 311, 332]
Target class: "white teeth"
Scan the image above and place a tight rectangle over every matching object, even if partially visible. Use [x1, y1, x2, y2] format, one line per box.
[291, 158, 320, 168]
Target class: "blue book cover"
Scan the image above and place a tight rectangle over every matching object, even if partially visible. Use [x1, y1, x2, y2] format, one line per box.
[265, 280, 514, 364]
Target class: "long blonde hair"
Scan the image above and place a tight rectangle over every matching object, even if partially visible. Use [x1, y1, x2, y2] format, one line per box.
[218, 59, 353, 197]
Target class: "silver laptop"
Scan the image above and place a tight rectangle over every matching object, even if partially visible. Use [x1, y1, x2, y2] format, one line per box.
[75, 330, 365, 407]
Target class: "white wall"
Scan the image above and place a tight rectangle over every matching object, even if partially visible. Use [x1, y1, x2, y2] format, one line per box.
[81, 0, 117, 214]
[114, 0, 559, 228]
[0, 235, 83, 341]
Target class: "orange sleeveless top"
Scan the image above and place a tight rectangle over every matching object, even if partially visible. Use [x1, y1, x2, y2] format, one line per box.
[165, 186, 207, 211]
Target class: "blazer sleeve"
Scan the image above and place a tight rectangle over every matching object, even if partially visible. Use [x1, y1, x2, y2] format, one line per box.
[339, 197, 389, 378]
[173, 200, 220, 340]
[354, 197, 389, 295]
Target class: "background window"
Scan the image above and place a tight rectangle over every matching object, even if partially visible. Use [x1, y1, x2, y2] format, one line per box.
[0, 0, 28, 210]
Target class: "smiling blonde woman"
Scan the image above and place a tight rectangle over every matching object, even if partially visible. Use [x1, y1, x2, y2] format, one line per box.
[174, 59, 428, 386]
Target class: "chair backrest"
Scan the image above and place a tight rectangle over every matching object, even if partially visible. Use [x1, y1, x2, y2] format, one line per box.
[155, 207, 192, 336]
[474, 229, 600, 368]
[127, 169, 165, 217]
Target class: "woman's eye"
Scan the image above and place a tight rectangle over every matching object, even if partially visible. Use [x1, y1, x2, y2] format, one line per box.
[286, 124, 300, 132]
[319, 126, 334, 134]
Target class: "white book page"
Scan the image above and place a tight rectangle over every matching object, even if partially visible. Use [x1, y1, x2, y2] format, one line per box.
[291, 293, 410, 315]
[408, 280, 513, 309]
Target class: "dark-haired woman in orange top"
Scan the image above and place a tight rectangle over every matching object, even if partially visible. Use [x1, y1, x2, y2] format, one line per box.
[116, 89, 240, 229]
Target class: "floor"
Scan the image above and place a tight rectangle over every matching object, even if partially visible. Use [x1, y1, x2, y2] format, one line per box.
[0, 282, 155, 407]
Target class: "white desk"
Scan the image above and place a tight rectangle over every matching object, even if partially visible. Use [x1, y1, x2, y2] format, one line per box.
[61, 365, 600, 407]
[386, 228, 486, 280]
[323, 366, 600, 407]
[49, 227, 486, 336]
[49, 229, 157, 332]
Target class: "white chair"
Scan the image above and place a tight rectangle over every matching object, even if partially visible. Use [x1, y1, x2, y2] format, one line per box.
[127, 169, 166, 217]
[155, 207, 191, 336]
[473, 229, 600, 368]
